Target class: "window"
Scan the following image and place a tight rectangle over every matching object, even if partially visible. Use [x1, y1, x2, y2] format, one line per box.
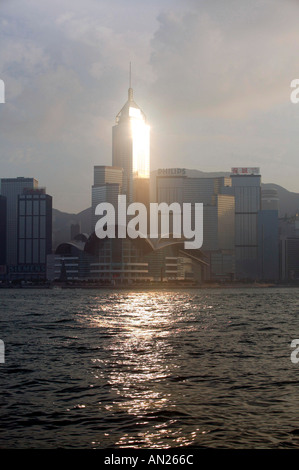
[33, 216, 39, 238]
[26, 199, 32, 216]
[26, 239, 32, 263]
[40, 200, 46, 215]
[18, 240, 25, 263]
[26, 218, 32, 238]
[19, 200, 25, 216]
[33, 200, 39, 215]
[33, 240, 39, 263]
[19, 216, 25, 238]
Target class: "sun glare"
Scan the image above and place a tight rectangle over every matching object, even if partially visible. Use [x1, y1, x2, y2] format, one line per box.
[130, 107, 150, 179]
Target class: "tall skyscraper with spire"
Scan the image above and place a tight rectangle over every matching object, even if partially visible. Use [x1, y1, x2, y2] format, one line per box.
[112, 75, 150, 204]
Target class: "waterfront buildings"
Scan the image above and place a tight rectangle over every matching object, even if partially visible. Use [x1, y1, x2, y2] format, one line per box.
[0, 195, 6, 268]
[0, 178, 52, 281]
[52, 87, 208, 284]
[154, 170, 235, 281]
[229, 167, 261, 280]
[280, 237, 299, 280]
[15, 188, 52, 280]
[279, 214, 299, 281]
[1, 177, 38, 266]
[258, 189, 279, 281]
[91, 165, 123, 231]
[112, 86, 150, 206]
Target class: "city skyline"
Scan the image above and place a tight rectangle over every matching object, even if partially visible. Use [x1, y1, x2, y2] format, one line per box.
[0, 85, 294, 283]
[1, 2, 299, 454]
[1, 0, 299, 214]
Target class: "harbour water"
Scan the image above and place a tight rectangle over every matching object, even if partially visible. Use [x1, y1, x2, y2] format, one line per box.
[0, 287, 299, 449]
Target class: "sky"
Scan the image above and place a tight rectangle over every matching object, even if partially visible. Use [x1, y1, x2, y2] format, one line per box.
[1, 0, 299, 213]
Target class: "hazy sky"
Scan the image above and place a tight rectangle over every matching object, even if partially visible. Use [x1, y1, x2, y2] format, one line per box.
[1, 0, 299, 213]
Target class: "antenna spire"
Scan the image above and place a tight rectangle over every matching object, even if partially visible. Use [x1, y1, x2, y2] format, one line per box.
[129, 62, 132, 88]
[128, 62, 133, 101]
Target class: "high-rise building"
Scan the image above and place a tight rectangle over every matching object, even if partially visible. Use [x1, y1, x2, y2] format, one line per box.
[229, 167, 261, 280]
[15, 188, 52, 280]
[258, 210, 279, 281]
[93, 165, 124, 187]
[280, 237, 299, 281]
[154, 170, 235, 280]
[257, 189, 279, 281]
[1, 177, 38, 266]
[88, 85, 151, 283]
[91, 165, 123, 232]
[0, 195, 7, 268]
[112, 87, 150, 203]
[261, 189, 279, 211]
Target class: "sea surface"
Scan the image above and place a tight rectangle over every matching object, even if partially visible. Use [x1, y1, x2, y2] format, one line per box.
[0, 287, 299, 449]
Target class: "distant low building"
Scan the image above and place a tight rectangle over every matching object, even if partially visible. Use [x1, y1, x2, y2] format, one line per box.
[70, 223, 81, 240]
[47, 232, 208, 284]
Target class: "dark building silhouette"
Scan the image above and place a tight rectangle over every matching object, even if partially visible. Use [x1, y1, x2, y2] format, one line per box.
[14, 188, 52, 280]
[230, 168, 261, 280]
[0, 195, 7, 268]
[1, 177, 38, 266]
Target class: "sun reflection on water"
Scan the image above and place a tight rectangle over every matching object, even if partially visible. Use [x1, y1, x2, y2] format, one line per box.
[82, 291, 205, 448]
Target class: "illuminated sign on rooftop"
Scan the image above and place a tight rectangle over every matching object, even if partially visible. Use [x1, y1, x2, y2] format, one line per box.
[231, 167, 260, 175]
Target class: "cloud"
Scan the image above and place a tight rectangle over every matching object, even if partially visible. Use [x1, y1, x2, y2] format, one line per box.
[149, 0, 299, 118]
[0, 0, 163, 211]
[1, 0, 299, 212]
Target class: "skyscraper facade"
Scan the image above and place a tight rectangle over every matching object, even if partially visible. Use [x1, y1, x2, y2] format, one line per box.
[0, 195, 7, 268]
[230, 168, 261, 280]
[1, 177, 38, 266]
[154, 170, 235, 280]
[87, 86, 152, 283]
[12, 188, 52, 280]
[112, 87, 150, 203]
[91, 165, 123, 232]
[257, 188, 279, 281]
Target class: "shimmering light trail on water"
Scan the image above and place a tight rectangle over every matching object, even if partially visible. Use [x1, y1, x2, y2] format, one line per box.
[1, 287, 299, 448]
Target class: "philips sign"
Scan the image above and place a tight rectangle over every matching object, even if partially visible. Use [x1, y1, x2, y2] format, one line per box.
[158, 168, 186, 176]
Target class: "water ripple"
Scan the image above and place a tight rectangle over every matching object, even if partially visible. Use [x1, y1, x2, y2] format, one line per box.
[0, 287, 299, 448]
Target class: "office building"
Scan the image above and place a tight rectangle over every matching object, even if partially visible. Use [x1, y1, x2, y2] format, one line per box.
[93, 165, 124, 188]
[14, 188, 52, 280]
[88, 85, 151, 283]
[280, 237, 299, 281]
[261, 188, 279, 211]
[257, 189, 279, 281]
[258, 210, 279, 281]
[154, 170, 235, 281]
[112, 87, 150, 203]
[230, 167, 261, 280]
[0, 195, 7, 269]
[91, 165, 123, 232]
[1, 177, 38, 266]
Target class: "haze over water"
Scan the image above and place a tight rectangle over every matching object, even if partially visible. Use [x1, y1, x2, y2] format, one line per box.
[1, 287, 299, 449]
